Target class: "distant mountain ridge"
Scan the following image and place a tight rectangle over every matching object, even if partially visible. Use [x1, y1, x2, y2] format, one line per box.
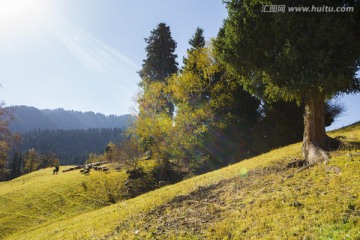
[7, 105, 135, 132]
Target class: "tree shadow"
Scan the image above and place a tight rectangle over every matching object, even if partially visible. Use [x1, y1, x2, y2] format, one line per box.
[339, 141, 360, 151]
[334, 136, 360, 151]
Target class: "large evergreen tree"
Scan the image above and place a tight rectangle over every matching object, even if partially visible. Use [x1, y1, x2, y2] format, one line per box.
[139, 23, 178, 84]
[138, 23, 178, 117]
[216, 0, 360, 164]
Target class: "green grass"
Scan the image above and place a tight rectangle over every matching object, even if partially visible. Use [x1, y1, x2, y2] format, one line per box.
[1, 123, 360, 239]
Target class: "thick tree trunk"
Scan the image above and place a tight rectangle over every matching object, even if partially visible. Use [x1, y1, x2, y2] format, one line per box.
[302, 95, 329, 164]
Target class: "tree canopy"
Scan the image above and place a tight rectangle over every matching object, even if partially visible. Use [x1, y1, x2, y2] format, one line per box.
[215, 0, 360, 163]
[216, 0, 360, 102]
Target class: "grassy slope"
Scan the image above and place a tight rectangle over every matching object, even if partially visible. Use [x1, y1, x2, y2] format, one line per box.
[2, 123, 360, 239]
[0, 165, 128, 239]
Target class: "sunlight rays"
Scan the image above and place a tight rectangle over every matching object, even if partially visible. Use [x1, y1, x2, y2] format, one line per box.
[52, 19, 138, 88]
[48, 16, 140, 113]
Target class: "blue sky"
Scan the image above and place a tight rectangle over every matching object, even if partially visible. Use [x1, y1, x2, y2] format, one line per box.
[0, 0, 359, 130]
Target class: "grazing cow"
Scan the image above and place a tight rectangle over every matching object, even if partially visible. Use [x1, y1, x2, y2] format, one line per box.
[53, 165, 60, 175]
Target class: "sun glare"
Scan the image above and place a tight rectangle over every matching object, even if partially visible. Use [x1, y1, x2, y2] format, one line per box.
[0, 0, 42, 22]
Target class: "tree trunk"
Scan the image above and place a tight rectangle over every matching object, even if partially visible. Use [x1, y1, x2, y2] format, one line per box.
[302, 95, 329, 164]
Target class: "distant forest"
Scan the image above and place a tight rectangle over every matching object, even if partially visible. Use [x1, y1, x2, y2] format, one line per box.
[6, 105, 135, 133]
[15, 128, 124, 165]
[4, 106, 133, 178]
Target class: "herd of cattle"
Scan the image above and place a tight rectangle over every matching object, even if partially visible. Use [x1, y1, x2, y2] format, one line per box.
[62, 161, 111, 175]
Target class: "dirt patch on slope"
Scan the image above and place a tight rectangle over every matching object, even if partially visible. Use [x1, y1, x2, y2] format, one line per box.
[129, 161, 292, 238]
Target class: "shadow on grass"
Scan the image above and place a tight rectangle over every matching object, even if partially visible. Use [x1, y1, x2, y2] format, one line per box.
[339, 141, 360, 151]
[329, 135, 360, 151]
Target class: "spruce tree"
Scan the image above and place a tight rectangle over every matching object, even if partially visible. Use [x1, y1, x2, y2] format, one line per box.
[188, 27, 205, 51]
[183, 27, 206, 68]
[139, 23, 178, 84]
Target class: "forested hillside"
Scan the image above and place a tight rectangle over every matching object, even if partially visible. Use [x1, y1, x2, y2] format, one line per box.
[2, 106, 131, 180]
[7, 128, 124, 180]
[18, 128, 124, 164]
[6, 106, 134, 133]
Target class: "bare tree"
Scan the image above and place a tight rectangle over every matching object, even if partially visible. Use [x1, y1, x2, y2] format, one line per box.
[117, 138, 143, 170]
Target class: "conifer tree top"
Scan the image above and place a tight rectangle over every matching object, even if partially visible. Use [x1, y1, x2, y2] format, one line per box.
[139, 23, 178, 84]
[188, 27, 205, 50]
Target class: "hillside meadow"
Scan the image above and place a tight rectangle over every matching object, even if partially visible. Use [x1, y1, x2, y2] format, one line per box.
[0, 164, 128, 239]
[1, 123, 360, 239]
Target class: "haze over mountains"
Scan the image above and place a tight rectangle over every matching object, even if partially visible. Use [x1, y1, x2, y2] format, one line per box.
[6, 106, 135, 133]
